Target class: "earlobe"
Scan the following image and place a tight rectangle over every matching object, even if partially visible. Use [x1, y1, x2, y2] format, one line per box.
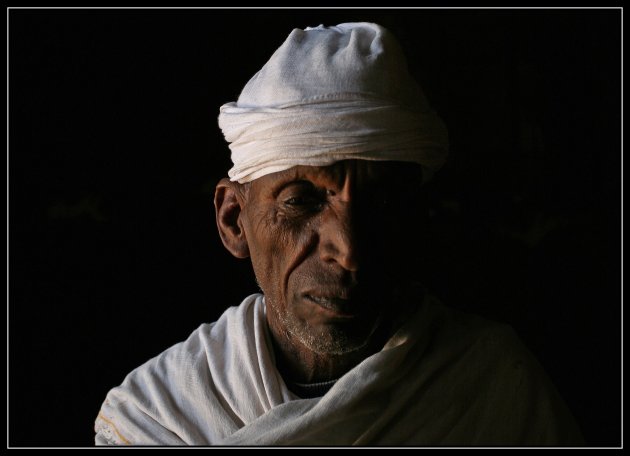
[214, 179, 250, 259]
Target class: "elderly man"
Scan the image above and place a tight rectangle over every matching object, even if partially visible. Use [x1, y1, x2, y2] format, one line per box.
[95, 22, 583, 445]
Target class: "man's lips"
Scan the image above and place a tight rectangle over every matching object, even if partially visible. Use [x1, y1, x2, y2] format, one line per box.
[304, 294, 357, 318]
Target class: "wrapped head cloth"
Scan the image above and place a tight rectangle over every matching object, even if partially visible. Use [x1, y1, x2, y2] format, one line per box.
[218, 22, 448, 183]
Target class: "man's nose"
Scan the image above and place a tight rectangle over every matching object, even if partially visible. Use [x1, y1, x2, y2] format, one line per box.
[319, 202, 360, 272]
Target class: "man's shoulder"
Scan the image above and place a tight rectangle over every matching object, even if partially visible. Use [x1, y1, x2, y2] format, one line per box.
[102, 293, 265, 408]
[420, 297, 571, 418]
[404, 298, 584, 445]
[420, 297, 532, 371]
[95, 293, 266, 445]
[136, 293, 264, 377]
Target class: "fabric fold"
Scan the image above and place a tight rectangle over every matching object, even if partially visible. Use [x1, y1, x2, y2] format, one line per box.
[219, 96, 448, 183]
[95, 293, 583, 445]
[216, 23, 449, 184]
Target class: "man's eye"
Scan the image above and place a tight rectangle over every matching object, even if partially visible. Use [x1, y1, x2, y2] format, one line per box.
[284, 195, 322, 207]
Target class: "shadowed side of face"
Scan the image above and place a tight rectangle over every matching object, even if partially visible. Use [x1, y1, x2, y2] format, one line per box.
[217, 160, 426, 356]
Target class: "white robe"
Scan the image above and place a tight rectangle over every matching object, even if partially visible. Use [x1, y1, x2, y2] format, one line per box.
[95, 293, 583, 446]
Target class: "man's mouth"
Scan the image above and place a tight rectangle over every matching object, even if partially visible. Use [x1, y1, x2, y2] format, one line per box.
[304, 294, 357, 318]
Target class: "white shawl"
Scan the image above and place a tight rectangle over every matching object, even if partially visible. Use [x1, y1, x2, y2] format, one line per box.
[95, 294, 583, 446]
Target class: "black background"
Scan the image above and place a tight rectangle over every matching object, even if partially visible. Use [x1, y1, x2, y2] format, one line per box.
[9, 8, 621, 447]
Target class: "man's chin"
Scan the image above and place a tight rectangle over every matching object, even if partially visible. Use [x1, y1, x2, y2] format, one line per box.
[289, 313, 385, 356]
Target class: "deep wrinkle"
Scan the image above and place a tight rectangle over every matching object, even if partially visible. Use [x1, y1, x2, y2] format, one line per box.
[280, 225, 319, 312]
[262, 164, 354, 302]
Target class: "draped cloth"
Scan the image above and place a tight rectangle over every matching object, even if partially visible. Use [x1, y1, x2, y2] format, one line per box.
[95, 294, 583, 446]
[219, 95, 448, 184]
[217, 23, 449, 183]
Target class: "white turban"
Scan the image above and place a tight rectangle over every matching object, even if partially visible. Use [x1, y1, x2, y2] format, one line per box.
[218, 22, 448, 183]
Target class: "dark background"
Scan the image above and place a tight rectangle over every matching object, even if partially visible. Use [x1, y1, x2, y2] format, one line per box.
[9, 9, 621, 447]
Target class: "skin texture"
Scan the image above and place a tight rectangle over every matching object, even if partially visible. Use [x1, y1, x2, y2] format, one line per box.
[214, 160, 427, 384]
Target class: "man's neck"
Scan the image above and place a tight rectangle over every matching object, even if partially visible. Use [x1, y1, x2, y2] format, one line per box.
[270, 333, 383, 385]
[268, 319, 394, 385]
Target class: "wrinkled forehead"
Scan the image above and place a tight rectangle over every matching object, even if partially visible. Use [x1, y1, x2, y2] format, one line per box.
[249, 160, 424, 194]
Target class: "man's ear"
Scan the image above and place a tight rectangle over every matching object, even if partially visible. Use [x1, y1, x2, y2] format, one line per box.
[214, 178, 250, 259]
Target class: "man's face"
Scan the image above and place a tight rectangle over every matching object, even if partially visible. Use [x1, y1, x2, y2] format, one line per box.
[239, 160, 425, 355]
